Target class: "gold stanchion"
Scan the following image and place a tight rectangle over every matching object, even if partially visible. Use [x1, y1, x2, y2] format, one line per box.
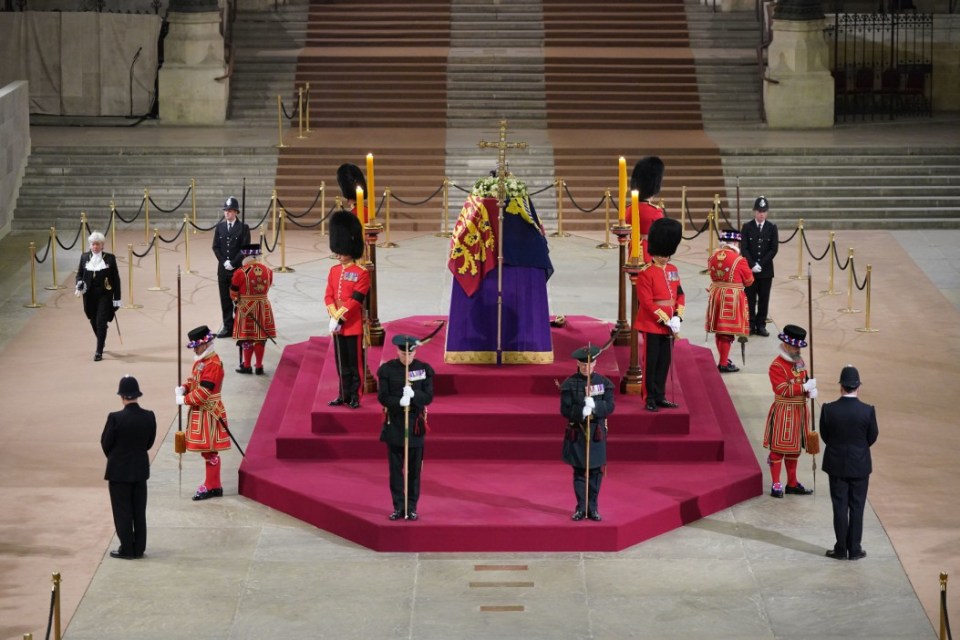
[81, 212, 89, 252]
[276, 208, 295, 273]
[259, 225, 266, 259]
[191, 177, 197, 234]
[319, 181, 327, 236]
[23, 242, 45, 308]
[597, 190, 615, 249]
[335, 195, 342, 210]
[709, 195, 719, 255]
[183, 215, 197, 274]
[296, 86, 305, 139]
[110, 200, 117, 253]
[141, 188, 150, 245]
[551, 178, 571, 238]
[44, 227, 66, 290]
[699, 205, 716, 275]
[147, 228, 169, 291]
[855, 265, 879, 332]
[305, 82, 311, 133]
[270, 189, 278, 238]
[941, 572, 949, 640]
[379, 187, 398, 248]
[52, 571, 61, 640]
[435, 178, 452, 238]
[789, 219, 807, 280]
[123, 244, 143, 309]
[821, 232, 841, 294]
[839, 248, 861, 313]
[276, 95, 287, 148]
[23, 633, 33, 639]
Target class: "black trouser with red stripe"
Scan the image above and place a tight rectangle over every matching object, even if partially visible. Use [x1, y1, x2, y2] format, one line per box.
[333, 333, 363, 402]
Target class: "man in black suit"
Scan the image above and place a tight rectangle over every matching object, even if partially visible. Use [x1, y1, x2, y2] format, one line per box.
[75, 231, 122, 361]
[101, 376, 157, 559]
[820, 366, 879, 561]
[212, 196, 251, 338]
[740, 196, 778, 337]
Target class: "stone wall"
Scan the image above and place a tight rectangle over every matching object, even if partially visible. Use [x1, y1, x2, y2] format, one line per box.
[0, 81, 30, 240]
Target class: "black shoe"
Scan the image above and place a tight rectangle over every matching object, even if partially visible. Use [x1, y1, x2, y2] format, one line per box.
[826, 549, 847, 560]
[388, 510, 404, 521]
[407, 511, 419, 521]
[755, 326, 770, 337]
[571, 510, 586, 521]
[770, 483, 784, 498]
[718, 362, 740, 373]
[656, 399, 679, 409]
[328, 397, 346, 406]
[587, 511, 602, 521]
[216, 328, 232, 338]
[254, 367, 265, 375]
[645, 399, 658, 412]
[848, 550, 867, 561]
[94, 353, 103, 361]
[192, 487, 223, 501]
[235, 365, 253, 375]
[347, 397, 361, 409]
[749, 328, 759, 336]
[785, 483, 813, 495]
[110, 550, 135, 559]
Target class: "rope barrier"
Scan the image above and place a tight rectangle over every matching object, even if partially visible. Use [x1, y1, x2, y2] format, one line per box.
[248, 201, 272, 231]
[114, 198, 144, 224]
[850, 259, 868, 291]
[835, 243, 852, 270]
[779, 226, 800, 244]
[451, 183, 471, 194]
[55, 222, 84, 251]
[562, 182, 606, 213]
[188, 218, 220, 233]
[280, 95, 300, 121]
[941, 573, 953, 640]
[43, 582, 55, 640]
[681, 214, 711, 241]
[276, 189, 323, 218]
[147, 185, 192, 213]
[529, 183, 553, 197]
[802, 228, 832, 261]
[716, 203, 735, 229]
[158, 220, 187, 244]
[286, 213, 325, 229]
[390, 183, 446, 206]
[262, 214, 281, 253]
[132, 233, 157, 258]
[33, 235, 52, 264]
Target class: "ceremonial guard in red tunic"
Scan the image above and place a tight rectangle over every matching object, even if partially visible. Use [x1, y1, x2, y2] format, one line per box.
[337, 163, 366, 214]
[560, 345, 615, 522]
[634, 217, 685, 413]
[762, 324, 817, 498]
[625, 156, 665, 263]
[230, 243, 277, 375]
[326, 209, 370, 409]
[176, 326, 232, 501]
[705, 230, 754, 373]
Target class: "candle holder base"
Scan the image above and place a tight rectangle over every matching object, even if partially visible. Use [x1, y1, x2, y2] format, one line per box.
[621, 376, 644, 396]
[44, 284, 67, 291]
[614, 320, 631, 347]
[363, 365, 378, 394]
[368, 322, 385, 347]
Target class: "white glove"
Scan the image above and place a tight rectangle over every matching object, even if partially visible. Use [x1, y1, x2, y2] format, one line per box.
[584, 396, 595, 409]
[752, 263, 762, 273]
[328, 318, 340, 334]
[402, 385, 415, 399]
[802, 378, 817, 392]
[74, 281, 86, 296]
[808, 388, 819, 400]
[175, 386, 185, 398]
[113, 300, 121, 308]
[175, 394, 186, 406]
[224, 259, 233, 270]
[668, 316, 682, 334]
[582, 405, 593, 418]
[74, 288, 82, 298]
[399, 395, 411, 408]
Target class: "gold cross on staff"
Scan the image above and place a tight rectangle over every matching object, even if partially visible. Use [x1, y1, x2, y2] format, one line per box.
[478, 119, 528, 205]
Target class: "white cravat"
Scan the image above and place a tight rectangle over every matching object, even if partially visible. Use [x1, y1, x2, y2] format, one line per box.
[86, 253, 107, 272]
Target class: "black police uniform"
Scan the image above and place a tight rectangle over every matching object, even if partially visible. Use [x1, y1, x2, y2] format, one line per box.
[212, 201, 250, 336]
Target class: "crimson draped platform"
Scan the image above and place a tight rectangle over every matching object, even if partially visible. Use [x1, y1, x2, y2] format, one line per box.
[238, 316, 762, 552]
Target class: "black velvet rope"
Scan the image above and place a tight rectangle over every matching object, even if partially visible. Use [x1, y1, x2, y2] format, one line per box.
[115, 199, 145, 224]
[34, 235, 52, 264]
[390, 183, 445, 206]
[942, 587, 953, 640]
[451, 182, 471, 194]
[802, 229, 832, 262]
[44, 586, 55, 640]
[779, 226, 800, 244]
[189, 218, 220, 232]
[681, 214, 711, 241]
[850, 260, 868, 291]
[529, 183, 553, 197]
[280, 96, 300, 121]
[277, 188, 322, 218]
[56, 222, 84, 251]
[158, 221, 186, 244]
[286, 213, 325, 229]
[562, 183, 605, 213]
[716, 203, 735, 230]
[132, 234, 157, 258]
[834, 241, 852, 270]
[147, 186, 191, 213]
[262, 218, 280, 253]
[248, 202, 272, 231]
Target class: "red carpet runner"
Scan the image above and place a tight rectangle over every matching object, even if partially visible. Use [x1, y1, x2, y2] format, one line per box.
[238, 316, 761, 552]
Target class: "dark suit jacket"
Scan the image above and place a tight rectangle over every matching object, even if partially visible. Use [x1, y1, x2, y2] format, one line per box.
[740, 219, 779, 279]
[212, 220, 251, 278]
[820, 396, 878, 478]
[76, 251, 121, 302]
[101, 403, 157, 482]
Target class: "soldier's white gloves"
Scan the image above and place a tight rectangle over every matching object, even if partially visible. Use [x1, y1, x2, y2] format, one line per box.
[582, 405, 594, 418]
[224, 259, 233, 270]
[808, 388, 819, 400]
[584, 396, 595, 409]
[113, 300, 121, 308]
[668, 316, 682, 334]
[399, 395, 411, 408]
[752, 263, 762, 273]
[175, 386, 185, 398]
[802, 378, 817, 392]
[402, 385, 415, 399]
[328, 318, 339, 334]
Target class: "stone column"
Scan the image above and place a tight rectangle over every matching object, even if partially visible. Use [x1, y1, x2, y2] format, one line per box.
[158, 0, 228, 124]
[763, 0, 834, 128]
[933, 15, 960, 112]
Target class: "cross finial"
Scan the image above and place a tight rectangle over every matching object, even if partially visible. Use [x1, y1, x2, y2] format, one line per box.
[478, 119, 528, 205]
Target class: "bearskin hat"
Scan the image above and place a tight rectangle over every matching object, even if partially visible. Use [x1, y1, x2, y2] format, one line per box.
[630, 156, 665, 200]
[329, 209, 365, 260]
[647, 217, 682, 258]
[337, 163, 367, 201]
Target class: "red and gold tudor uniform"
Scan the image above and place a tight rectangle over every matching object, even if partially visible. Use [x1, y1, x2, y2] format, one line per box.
[762, 324, 816, 498]
[625, 200, 664, 264]
[705, 232, 754, 371]
[178, 326, 231, 501]
[230, 245, 277, 374]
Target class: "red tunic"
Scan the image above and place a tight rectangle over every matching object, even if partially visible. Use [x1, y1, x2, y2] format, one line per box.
[625, 201, 664, 263]
[325, 261, 370, 336]
[633, 261, 685, 334]
[705, 247, 754, 336]
[182, 351, 231, 452]
[763, 354, 810, 455]
[230, 260, 277, 342]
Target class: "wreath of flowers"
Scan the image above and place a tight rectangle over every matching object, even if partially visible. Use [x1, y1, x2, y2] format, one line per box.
[470, 175, 529, 201]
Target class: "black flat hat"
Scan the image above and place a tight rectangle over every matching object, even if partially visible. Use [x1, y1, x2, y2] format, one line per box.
[187, 325, 215, 348]
[778, 324, 807, 348]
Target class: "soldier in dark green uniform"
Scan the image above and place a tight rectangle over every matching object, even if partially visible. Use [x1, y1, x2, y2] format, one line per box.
[560, 345, 615, 521]
[377, 334, 435, 521]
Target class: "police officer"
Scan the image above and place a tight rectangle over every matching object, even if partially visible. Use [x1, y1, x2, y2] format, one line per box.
[741, 196, 779, 337]
[212, 197, 251, 338]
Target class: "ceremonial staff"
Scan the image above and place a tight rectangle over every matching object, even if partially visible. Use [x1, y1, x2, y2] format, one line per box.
[806, 262, 820, 493]
[402, 322, 445, 519]
[175, 266, 185, 496]
[583, 329, 618, 514]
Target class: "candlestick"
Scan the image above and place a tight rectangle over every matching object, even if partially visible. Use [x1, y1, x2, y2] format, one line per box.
[618, 156, 627, 226]
[630, 189, 640, 260]
[356, 186, 366, 224]
[366, 153, 376, 223]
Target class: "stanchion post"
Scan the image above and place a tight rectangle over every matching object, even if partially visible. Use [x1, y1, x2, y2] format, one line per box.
[270, 189, 278, 238]
[191, 177, 197, 234]
[276, 95, 286, 148]
[597, 190, 615, 249]
[379, 187, 398, 248]
[699, 208, 716, 275]
[855, 265, 879, 332]
[44, 227, 66, 290]
[123, 244, 144, 309]
[839, 248, 861, 314]
[821, 232, 841, 294]
[319, 181, 327, 236]
[24, 242, 45, 308]
[305, 82, 311, 133]
[110, 200, 117, 253]
[551, 178, 571, 238]
[276, 208, 295, 273]
[435, 178, 452, 238]
[183, 215, 196, 274]
[789, 219, 806, 280]
[52, 571, 61, 640]
[141, 188, 151, 245]
[148, 228, 169, 291]
[297, 86, 305, 139]
[81, 212, 89, 252]
[941, 572, 949, 640]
